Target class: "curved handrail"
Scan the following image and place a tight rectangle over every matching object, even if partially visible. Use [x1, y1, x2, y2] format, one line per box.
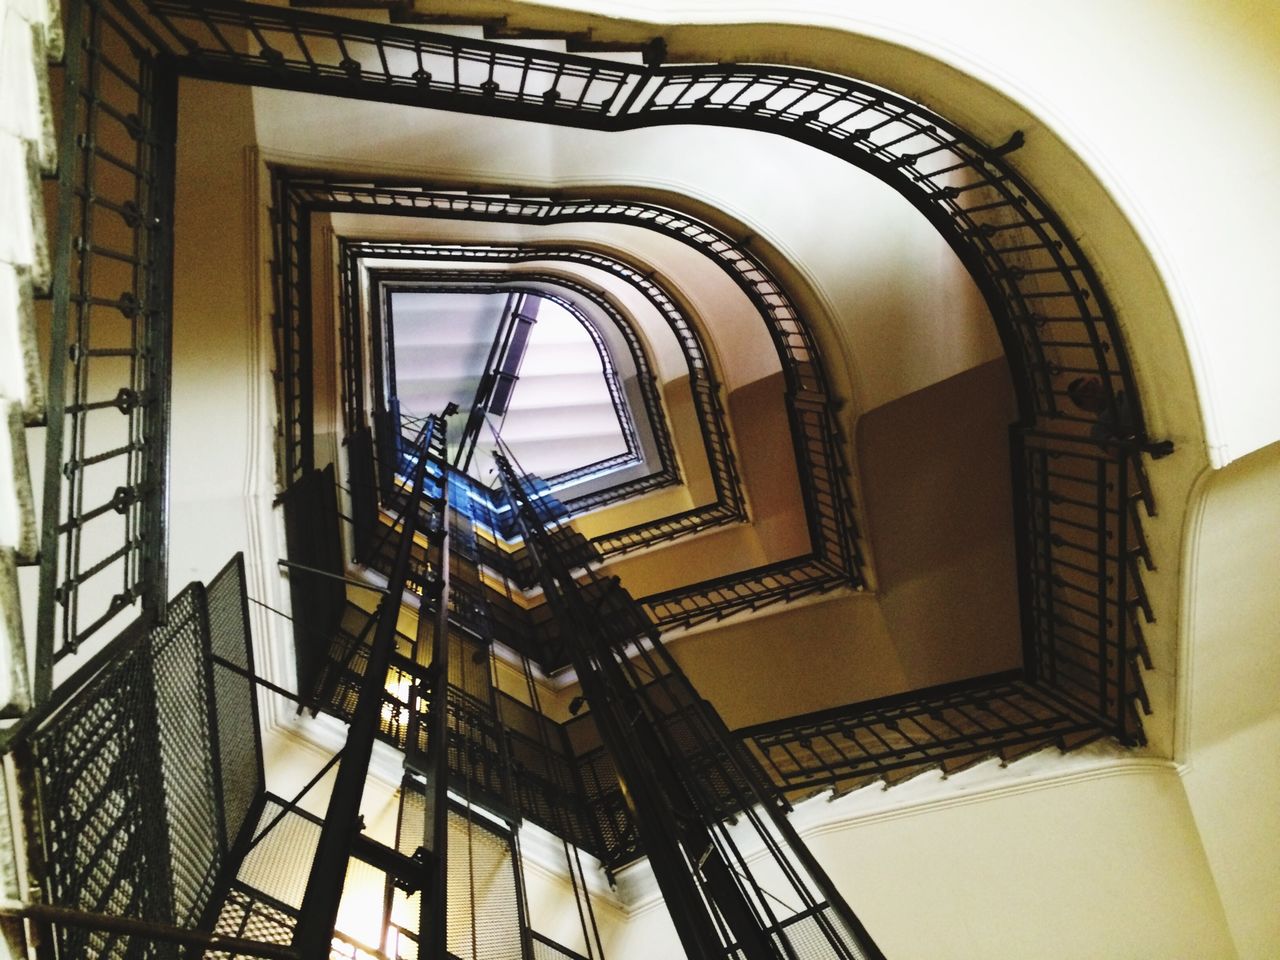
[43, 0, 1157, 740]
[340, 239, 747, 553]
[281, 176, 862, 583]
[367, 272, 651, 486]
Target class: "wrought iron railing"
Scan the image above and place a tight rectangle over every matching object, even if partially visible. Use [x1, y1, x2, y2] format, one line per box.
[365, 270, 653, 492]
[334, 233, 741, 553]
[1013, 428, 1153, 741]
[35, 0, 178, 700]
[270, 172, 315, 486]
[529, 930, 590, 960]
[37, 0, 1162, 748]
[497, 450, 885, 959]
[1, 554, 272, 956]
[344, 242, 690, 501]
[274, 177, 861, 622]
[739, 671, 1107, 799]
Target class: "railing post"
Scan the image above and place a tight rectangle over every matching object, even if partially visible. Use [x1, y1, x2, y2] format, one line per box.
[494, 453, 786, 960]
[291, 418, 438, 959]
[419, 464, 452, 960]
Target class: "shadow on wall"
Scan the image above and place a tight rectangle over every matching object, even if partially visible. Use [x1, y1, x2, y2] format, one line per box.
[856, 356, 1021, 685]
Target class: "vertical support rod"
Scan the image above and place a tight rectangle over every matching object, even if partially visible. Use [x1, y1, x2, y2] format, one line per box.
[493, 454, 737, 960]
[35, 0, 89, 704]
[291, 420, 434, 960]
[421, 465, 451, 960]
[141, 58, 180, 629]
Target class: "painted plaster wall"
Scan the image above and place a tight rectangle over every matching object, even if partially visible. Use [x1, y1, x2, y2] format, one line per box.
[1178, 440, 1280, 957]
[249, 86, 1001, 420]
[447, 0, 1279, 470]
[795, 762, 1235, 960]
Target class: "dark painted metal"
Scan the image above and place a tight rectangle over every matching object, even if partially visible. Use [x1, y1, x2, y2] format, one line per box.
[739, 671, 1106, 794]
[290, 418, 438, 959]
[422, 430, 452, 960]
[0, 901, 299, 960]
[373, 275, 646, 490]
[494, 453, 734, 960]
[37, 0, 1160, 755]
[278, 178, 857, 631]
[456, 291, 519, 473]
[342, 243, 690, 519]
[494, 451, 883, 959]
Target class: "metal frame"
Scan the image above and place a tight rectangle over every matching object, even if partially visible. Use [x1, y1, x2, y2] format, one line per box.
[3, 553, 269, 956]
[739, 670, 1107, 797]
[371, 274, 651, 492]
[18, 5, 1171, 955]
[495, 448, 885, 960]
[341, 238, 745, 539]
[273, 177, 861, 626]
[36, 1, 179, 701]
[32, 0, 1159, 741]
[141, 0, 1160, 742]
[332, 227, 744, 553]
[293, 417, 445, 958]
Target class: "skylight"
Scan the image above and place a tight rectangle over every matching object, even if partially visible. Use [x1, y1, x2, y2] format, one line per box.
[387, 289, 636, 487]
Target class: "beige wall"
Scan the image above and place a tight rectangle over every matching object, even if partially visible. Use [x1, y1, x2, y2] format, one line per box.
[671, 593, 900, 730]
[447, 0, 1280, 472]
[856, 358, 1021, 678]
[801, 764, 1234, 960]
[671, 358, 1021, 730]
[1179, 440, 1280, 958]
[169, 77, 268, 584]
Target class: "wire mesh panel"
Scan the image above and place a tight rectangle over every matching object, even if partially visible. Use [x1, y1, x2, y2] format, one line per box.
[725, 905, 871, 960]
[19, 562, 267, 959]
[739, 672, 1104, 797]
[26, 585, 213, 955]
[207, 886, 298, 958]
[500, 695, 600, 859]
[27, 621, 174, 958]
[1015, 429, 1150, 742]
[149, 587, 223, 927]
[446, 809, 524, 960]
[208, 556, 266, 853]
[529, 931, 588, 960]
[236, 798, 322, 913]
[38, 0, 177, 690]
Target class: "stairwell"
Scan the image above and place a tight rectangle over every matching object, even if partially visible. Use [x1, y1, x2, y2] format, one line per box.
[0, 0, 59, 720]
[281, 0, 1148, 798]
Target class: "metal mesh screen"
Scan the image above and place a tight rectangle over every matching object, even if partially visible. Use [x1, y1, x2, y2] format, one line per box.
[207, 886, 298, 958]
[774, 906, 870, 960]
[150, 588, 223, 926]
[530, 932, 588, 960]
[28, 622, 174, 958]
[236, 798, 322, 911]
[724, 906, 870, 960]
[207, 557, 264, 851]
[22, 561, 266, 959]
[447, 809, 523, 960]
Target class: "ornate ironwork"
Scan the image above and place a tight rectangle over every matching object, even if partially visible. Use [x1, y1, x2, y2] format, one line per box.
[37, 0, 178, 698]
[739, 671, 1107, 798]
[274, 177, 862, 628]
[7, 555, 265, 957]
[34, 0, 1162, 823]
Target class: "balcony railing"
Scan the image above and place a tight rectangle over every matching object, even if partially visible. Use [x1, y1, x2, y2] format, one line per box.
[364, 270, 655, 493]
[275, 176, 862, 618]
[739, 671, 1107, 799]
[33, 0, 1163, 774]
